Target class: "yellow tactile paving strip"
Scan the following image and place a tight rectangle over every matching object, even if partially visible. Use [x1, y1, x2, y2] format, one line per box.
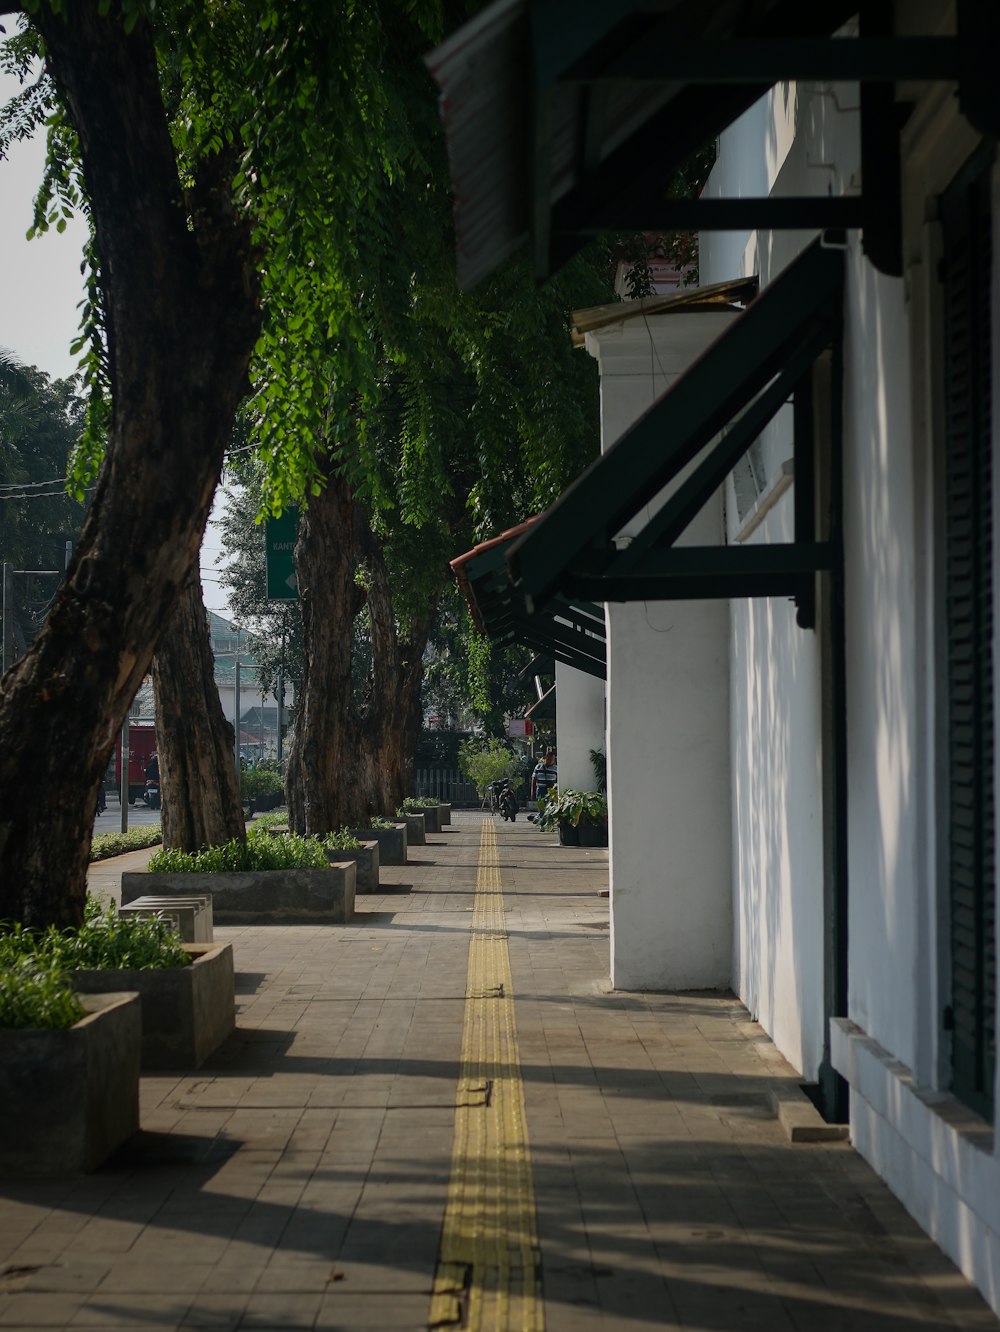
[429, 817, 544, 1332]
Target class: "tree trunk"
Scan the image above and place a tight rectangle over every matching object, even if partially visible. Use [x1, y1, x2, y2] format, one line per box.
[284, 462, 438, 834]
[152, 571, 246, 851]
[361, 535, 435, 813]
[0, 5, 259, 928]
[285, 470, 368, 834]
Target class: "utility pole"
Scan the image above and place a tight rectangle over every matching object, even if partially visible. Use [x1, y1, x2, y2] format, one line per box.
[277, 619, 285, 764]
[1, 562, 13, 677]
[234, 628, 242, 778]
[119, 716, 129, 834]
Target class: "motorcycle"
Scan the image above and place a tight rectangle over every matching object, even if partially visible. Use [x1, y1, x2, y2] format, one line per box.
[143, 778, 161, 810]
[489, 778, 518, 822]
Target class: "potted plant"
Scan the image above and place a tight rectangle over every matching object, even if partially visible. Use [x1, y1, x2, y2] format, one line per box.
[346, 815, 408, 865]
[123, 827, 355, 923]
[1, 901, 235, 1070]
[240, 766, 285, 814]
[322, 829, 380, 892]
[0, 949, 141, 1172]
[400, 796, 444, 834]
[536, 788, 608, 847]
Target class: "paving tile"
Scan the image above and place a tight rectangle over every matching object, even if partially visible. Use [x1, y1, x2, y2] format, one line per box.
[180, 1293, 248, 1329]
[236, 1291, 323, 1327]
[0, 1290, 90, 1326]
[0, 814, 990, 1332]
[72, 1292, 192, 1326]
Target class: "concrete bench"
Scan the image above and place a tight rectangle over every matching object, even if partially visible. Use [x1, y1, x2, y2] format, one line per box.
[119, 895, 214, 942]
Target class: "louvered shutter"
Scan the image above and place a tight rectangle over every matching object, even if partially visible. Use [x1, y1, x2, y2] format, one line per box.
[942, 146, 996, 1121]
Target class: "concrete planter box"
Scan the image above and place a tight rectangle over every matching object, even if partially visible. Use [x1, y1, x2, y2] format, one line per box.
[347, 825, 407, 866]
[0, 992, 140, 1175]
[71, 943, 235, 1069]
[438, 802, 452, 826]
[324, 840, 379, 892]
[407, 805, 442, 834]
[121, 864, 356, 925]
[398, 812, 426, 846]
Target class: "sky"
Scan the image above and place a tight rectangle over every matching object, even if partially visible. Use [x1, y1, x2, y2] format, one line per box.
[0, 60, 233, 619]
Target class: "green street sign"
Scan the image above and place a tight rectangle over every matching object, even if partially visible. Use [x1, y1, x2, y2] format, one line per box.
[265, 506, 299, 600]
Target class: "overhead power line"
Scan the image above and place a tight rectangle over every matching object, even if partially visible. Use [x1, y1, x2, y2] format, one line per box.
[0, 485, 94, 501]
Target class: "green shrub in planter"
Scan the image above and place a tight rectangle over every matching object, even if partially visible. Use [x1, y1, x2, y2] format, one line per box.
[0, 956, 85, 1030]
[535, 787, 607, 830]
[148, 827, 328, 874]
[322, 829, 363, 852]
[240, 769, 284, 803]
[90, 825, 163, 861]
[251, 810, 289, 831]
[0, 899, 189, 973]
[57, 900, 189, 971]
[400, 797, 439, 812]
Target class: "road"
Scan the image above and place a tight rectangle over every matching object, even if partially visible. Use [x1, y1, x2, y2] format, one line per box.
[93, 799, 162, 835]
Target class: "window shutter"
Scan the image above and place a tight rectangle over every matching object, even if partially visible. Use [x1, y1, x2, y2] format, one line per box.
[942, 146, 996, 1121]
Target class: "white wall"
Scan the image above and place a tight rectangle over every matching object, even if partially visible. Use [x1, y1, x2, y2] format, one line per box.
[555, 661, 604, 792]
[705, 31, 1000, 1317]
[841, 241, 923, 1074]
[701, 79, 862, 1078]
[588, 311, 735, 991]
[727, 509, 826, 1079]
[219, 683, 291, 726]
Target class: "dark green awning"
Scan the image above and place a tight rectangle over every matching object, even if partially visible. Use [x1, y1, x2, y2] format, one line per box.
[506, 238, 844, 629]
[451, 520, 606, 680]
[526, 682, 556, 720]
[427, 1, 997, 285]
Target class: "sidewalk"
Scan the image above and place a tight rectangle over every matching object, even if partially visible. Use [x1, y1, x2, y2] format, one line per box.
[0, 812, 995, 1330]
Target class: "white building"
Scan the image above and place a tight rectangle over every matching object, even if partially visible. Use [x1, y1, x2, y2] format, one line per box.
[434, 1, 999, 1313]
[209, 612, 292, 756]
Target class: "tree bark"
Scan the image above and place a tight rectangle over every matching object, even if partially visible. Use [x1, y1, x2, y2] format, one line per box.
[0, 4, 259, 927]
[362, 534, 434, 813]
[152, 571, 246, 851]
[284, 462, 437, 835]
[285, 470, 367, 834]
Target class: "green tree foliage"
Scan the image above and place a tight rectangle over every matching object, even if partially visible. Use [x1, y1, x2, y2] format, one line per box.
[213, 459, 304, 703]
[0, 354, 85, 567]
[423, 584, 539, 735]
[0, 354, 87, 653]
[458, 736, 521, 798]
[0, 3, 617, 876]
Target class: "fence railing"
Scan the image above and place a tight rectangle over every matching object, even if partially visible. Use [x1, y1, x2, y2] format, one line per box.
[414, 768, 480, 807]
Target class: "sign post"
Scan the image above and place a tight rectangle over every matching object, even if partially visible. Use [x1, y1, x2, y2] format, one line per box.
[265, 507, 299, 601]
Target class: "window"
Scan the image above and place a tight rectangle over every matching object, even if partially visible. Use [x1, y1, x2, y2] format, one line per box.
[941, 144, 996, 1121]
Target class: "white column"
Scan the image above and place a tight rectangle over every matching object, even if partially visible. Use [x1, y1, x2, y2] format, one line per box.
[555, 661, 605, 791]
[587, 312, 735, 991]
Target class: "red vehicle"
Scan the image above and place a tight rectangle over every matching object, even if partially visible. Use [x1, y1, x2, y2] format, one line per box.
[113, 726, 158, 805]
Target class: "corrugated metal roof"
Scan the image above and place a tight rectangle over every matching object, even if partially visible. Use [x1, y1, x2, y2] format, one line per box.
[450, 516, 606, 679]
[425, 0, 531, 289]
[426, 0, 861, 286]
[570, 275, 758, 345]
[426, 0, 674, 288]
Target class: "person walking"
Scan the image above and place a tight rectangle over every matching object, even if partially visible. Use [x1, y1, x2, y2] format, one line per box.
[530, 750, 557, 806]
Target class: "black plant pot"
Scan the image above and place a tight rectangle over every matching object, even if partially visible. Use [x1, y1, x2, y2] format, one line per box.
[577, 823, 608, 848]
[558, 820, 580, 846]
